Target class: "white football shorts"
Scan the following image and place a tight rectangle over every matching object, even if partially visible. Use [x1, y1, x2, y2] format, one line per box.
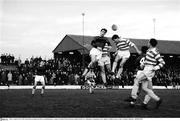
[98, 55, 111, 66]
[35, 75, 45, 84]
[117, 50, 130, 59]
[142, 65, 155, 81]
[89, 47, 102, 61]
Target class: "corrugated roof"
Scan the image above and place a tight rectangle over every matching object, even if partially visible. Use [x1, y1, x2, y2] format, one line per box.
[53, 34, 180, 55]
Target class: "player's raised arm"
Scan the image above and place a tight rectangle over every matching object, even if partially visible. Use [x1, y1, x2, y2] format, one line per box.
[133, 44, 141, 55]
[126, 39, 141, 55]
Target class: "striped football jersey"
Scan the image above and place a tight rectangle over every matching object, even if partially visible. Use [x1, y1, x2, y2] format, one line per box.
[144, 48, 165, 68]
[115, 38, 135, 51]
[102, 43, 111, 56]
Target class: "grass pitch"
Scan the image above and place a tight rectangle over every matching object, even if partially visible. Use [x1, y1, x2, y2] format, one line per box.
[0, 88, 180, 118]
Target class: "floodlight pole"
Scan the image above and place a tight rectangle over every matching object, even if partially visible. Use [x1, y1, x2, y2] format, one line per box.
[153, 18, 156, 38]
[82, 13, 85, 68]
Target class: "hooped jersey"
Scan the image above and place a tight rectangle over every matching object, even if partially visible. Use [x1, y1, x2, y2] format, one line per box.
[102, 43, 111, 56]
[115, 38, 134, 51]
[144, 47, 165, 68]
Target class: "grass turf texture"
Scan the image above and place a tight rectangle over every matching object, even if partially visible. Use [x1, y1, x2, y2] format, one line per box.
[0, 89, 180, 118]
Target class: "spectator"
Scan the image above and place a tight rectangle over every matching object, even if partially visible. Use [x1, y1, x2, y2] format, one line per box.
[1, 70, 7, 85]
[7, 71, 13, 87]
[74, 73, 80, 85]
[25, 58, 29, 65]
[68, 73, 75, 85]
[27, 72, 34, 85]
[18, 74, 23, 85]
[24, 75, 29, 85]
[50, 71, 56, 85]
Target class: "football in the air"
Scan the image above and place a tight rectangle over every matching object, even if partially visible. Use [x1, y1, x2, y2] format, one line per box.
[112, 24, 118, 31]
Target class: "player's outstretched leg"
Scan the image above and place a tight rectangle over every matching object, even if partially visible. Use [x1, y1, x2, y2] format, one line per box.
[141, 80, 153, 109]
[141, 94, 151, 110]
[116, 58, 127, 79]
[142, 81, 162, 109]
[155, 98, 163, 109]
[100, 66, 108, 88]
[124, 72, 146, 104]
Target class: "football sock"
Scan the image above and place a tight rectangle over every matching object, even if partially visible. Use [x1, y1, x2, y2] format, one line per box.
[146, 89, 160, 101]
[32, 89, 35, 95]
[112, 61, 117, 73]
[143, 94, 151, 104]
[131, 79, 140, 99]
[117, 67, 123, 78]
[41, 88, 44, 94]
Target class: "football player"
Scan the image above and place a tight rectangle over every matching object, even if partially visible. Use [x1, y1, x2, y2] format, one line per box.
[32, 61, 46, 96]
[85, 69, 96, 94]
[125, 38, 165, 109]
[111, 34, 141, 79]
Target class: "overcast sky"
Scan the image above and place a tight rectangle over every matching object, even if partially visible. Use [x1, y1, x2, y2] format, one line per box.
[0, 0, 180, 61]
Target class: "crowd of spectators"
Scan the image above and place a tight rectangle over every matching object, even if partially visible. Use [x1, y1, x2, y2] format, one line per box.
[0, 56, 83, 86]
[154, 66, 180, 88]
[1, 53, 15, 65]
[0, 54, 180, 87]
